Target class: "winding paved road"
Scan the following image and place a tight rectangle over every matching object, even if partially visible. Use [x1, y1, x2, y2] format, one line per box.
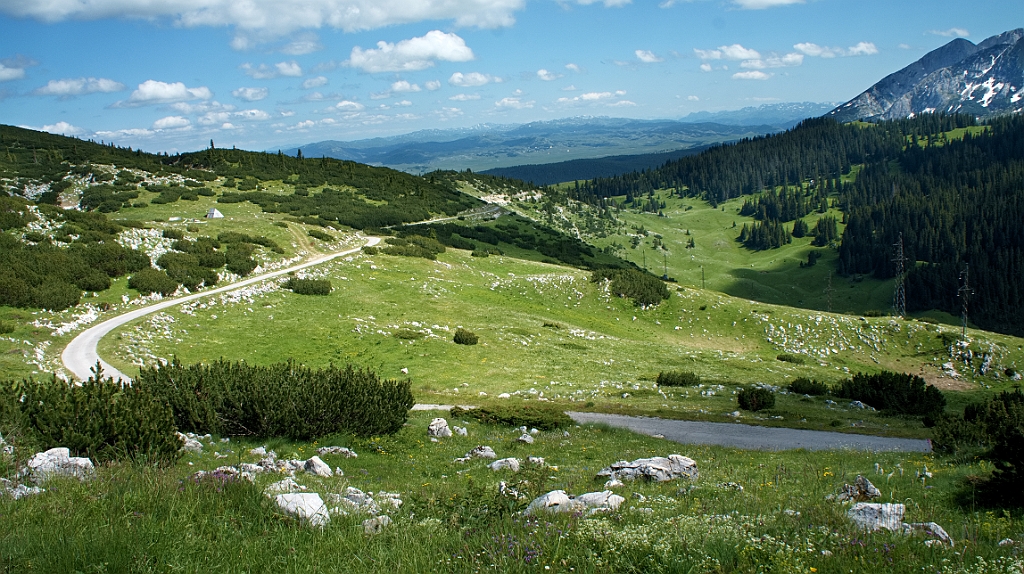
[568, 412, 931, 452]
[61, 236, 380, 383]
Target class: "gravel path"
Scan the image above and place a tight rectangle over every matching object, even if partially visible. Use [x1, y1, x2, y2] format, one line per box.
[61, 237, 381, 383]
[568, 412, 931, 452]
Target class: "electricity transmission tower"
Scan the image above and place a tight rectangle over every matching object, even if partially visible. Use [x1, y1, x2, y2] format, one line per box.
[824, 271, 834, 313]
[892, 233, 907, 318]
[958, 264, 973, 341]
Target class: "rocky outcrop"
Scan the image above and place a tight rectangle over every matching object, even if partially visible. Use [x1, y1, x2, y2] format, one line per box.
[596, 455, 698, 483]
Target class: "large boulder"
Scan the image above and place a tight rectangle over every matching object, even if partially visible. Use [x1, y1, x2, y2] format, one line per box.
[847, 502, 905, 531]
[275, 493, 330, 527]
[428, 418, 452, 438]
[596, 454, 698, 483]
[23, 448, 95, 483]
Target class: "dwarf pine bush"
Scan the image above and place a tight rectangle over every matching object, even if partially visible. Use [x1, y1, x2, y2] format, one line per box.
[450, 405, 572, 431]
[788, 377, 829, 395]
[283, 277, 332, 295]
[834, 370, 945, 417]
[737, 387, 775, 412]
[454, 328, 479, 345]
[656, 370, 702, 387]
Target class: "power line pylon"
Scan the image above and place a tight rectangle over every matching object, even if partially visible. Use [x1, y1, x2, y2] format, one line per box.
[958, 264, 973, 341]
[892, 233, 907, 318]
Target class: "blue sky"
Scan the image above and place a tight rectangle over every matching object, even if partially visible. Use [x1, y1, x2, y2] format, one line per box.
[0, 0, 1016, 153]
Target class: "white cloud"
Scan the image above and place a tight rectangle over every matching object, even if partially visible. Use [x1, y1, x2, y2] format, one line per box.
[495, 97, 533, 109]
[302, 76, 328, 89]
[0, 0, 526, 45]
[395, 100, 412, 107]
[732, 0, 804, 8]
[699, 63, 712, 72]
[242, 61, 302, 79]
[336, 100, 365, 111]
[537, 69, 561, 81]
[0, 64, 24, 81]
[635, 50, 663, 63]
[898, 43, 911, 50]
[930, 28, 969, 38]
[557, 90, 627, 105]
[795, 41, 878, 58]
[41, 121, 84, 135]
[695, 44, 760, 61]
[391, 80, 421, 92]
[687, 95, 699, 101]
[741, 53, 803, 69]
[425, 80, 441, 90]
[571, 0, 632, 5]
[562, 84, 577, 91]
[232, 86, 269, 101]
[732, 70, 771, 80]
[449, 71, 496, 87]
[152, 116, 191, 129]
[198, 111, 232, 125]
[122, 80, 212, 106]
[171, 100, 233, 114]
[281, 33, 323, 55]
[608, 100, 636, 107]
[449, 93, 480, 101]
[235, 109, 271, 121]
[95, 128, 155, 138]
[347, 30, 474, 73]
[565, 63, 580, 73]
[34, 77, 124, 96]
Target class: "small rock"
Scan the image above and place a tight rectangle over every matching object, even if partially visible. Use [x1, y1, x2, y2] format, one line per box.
[428, 418, 452, 438]
[999, 538, 1015, 546]
[467, 446, 496, 459]
[517, 434, 535, 444]
[498, 393, 511, 399]
[524, 490, 578, 514]
[562, 431, 570, 438]
[784, 509, 801, 517]
[23, 447, 95, 483]
[604, 479, 624, 489]
[249, 446, 267, 456]
[453, 426, 468, 437]
[275, 493, 330, 527]
[527, 456, 546, 466]
[575, 490, 625, 513]
[847, 502, 905, 532]
[363, 515, 392, 535]
[597, 454, 698, 483]
[489, 458, 521, 472]
[837, 475, 881, 503]
[904, 522, 954, 547]
[264, 478, 304, 495]
[177, 432, 203, 454]
[400, 367, 408, 374]
[717, 482, 743, 492]
[304, 456, 333, 477]
[529, 428, 539, 436]
[317, 446, 358, 458]
[1, 478, 44, 500]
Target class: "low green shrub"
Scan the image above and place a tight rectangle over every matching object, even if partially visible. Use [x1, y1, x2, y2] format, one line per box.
[135, 359, 413, 439]
[737, 387, 775, 411]
[383, 235, 447, 260]
[656, 370, 701, 387]
[788, 377, 829, 396]
[454, 328, 478, 345]
[0, 320, 14, 334]
[307, 228, 335, 242]
[283, 277, 332, 295]
[591, 268, 669, 307]
[2, 367, 181, 463]
[833, 370, 945, 418]
[450, 405, 572, 431]
[776, 353, 805, 365]
[162, 229, 184, 240]
[128, 267, 179, 296]
[362, 246, 379, 255]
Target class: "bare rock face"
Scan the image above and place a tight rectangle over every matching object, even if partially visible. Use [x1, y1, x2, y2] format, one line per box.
[428, 418, 452, 438]
[847, 503, 905, 532]
[275, 493, 330, 527]
[23, 448, 95, 484]
[837, 475, 881, 503]
[596, 454, 698, 483]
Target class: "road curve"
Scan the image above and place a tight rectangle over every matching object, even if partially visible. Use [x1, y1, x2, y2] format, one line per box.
[568, 412, 931, 452]
[62, 236, 381, 383]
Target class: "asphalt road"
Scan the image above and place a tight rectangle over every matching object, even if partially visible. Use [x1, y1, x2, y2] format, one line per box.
[61, 237, 381, 383]
[568, 412, 932, 452]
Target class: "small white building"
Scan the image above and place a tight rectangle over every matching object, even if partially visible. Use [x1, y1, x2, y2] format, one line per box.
[206, 208, 224, 219]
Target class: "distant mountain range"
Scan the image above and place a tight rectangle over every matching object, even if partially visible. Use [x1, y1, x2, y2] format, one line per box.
[678, 102, 837, 126]
[829, 28, 1024, 121]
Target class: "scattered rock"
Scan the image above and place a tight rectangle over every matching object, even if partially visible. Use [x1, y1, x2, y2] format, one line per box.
[837, 475, 881, 503]
[517, 434, 535, 444]
[604, 479, 624, 489]
[1, 477, 44, 500]
[717, 482, 744, 492]
[467, 446, 496, 459]
[304, 456, 333, 478]
[428, 418, 452, 438]
[363, 515, 392, 535]
[498, 393, 511, 399]
[575, 490, 625, 513]
[784, 509, 801, 517]
[527, 456, 546, 467]
[849, 400, 867, 409]
[275, 493, 330, 527]
[400, 367, 408, 375]
[0, 433, 14, 456]
[596, 455, 698, 483]
[317, 446, 358, 458]
[23, 448, 95, 483]
[847, 502, 905, 532]
[524, 490, 577, 514]
[177, 432, 204, 454]
[489, 458, 521, 472]
[453, 426, 468, 437]
[530, 428, 539, 436]
[999, 538, 1015, 546]
[249, 446, 267, 456]
[904, 522, 954, 547]
[264, 478, 305, 495]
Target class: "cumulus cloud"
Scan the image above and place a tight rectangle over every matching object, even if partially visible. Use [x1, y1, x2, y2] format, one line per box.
[0, 55, 36, 82]
[0, 64, 25, 81]
[794, 41, 878, 58]
[336, 100, 365, 111]
[152, 116, 191, 129]
[557, 90, 628, 105]
[635, 50, 663, 63]
[302, 76, 328, 89]
[242, 61, 302, 79]
[699, 63, 712, 72]
[732, 70, 771, 80]
[235, 109, 271, 121]
[449, 71, 497, 87]
[687, 95, 699, 101]
[495, 97, 533, 109]
[0, 0, 526, 47]
[348, 30, 473, 73]
[565, 63, 581, 73]
[930, 28, 969, 38]
[732, 0, 803, 8]
[41, 121, 85, 135]
[537, 69, 561, 81]
[695, 44, 761, 61]
[740, 53, 803, 69]
[449, 93, 480, 101]
[281, 33, 323, 55]
[121, 80, 212, 106]
[34, 77, 124, 96]
[571, 0, 632, 6]
[425, 80, 441, 90]
[391, 80, 421, 92]
[232, 86, 269, 101]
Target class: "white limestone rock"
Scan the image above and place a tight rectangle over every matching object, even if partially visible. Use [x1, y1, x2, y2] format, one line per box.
[317, 446, 358, 458]
[904, 522, 954, 547]
[304, 456, 333, 478]
[525, 490, 579, 515]
[177, 432, 203, 454]
[428, 418, 452, 438]
[453, 426, 468, 437]
[837, 475, 881, 503]
[275, 493, 330, 527]
[517, 434, 535, 444]
[489, 458, 521, 472]
[363, 515, 392, 535]
[575, 490, 625, 513]
[1, 478, 44, 500]
[596, 454, 698, 483]
[264, 478, 304, 495]
[847, 503, 905, 532]
[23, 447, 95, 483]
[467, 446, 496, 459]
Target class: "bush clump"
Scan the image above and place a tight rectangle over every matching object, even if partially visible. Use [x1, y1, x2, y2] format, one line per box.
[776, 353, 805, 364]
[307, 228, 335, 242]
[737, 387, 775, 412]
[283, 277, 332, 295]
[383, 235, 447, 260]
[656, 370, 702, 387]
[1, 367, 181, 463]
[833, 370, 945, 418]
[788, 377, 829, 396]
[591, 268, 669, 307]
[454, 328, 479, 345]
[128, 267, 179, 296]
[450, 405, 572, 431]
[135, 359, 414, 439]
